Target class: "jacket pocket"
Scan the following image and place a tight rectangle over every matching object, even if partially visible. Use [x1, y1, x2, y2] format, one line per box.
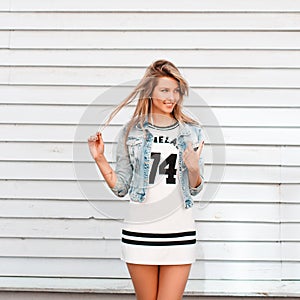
[126, 137, 143, 165]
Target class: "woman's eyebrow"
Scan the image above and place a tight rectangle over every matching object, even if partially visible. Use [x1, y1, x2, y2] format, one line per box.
[158, 86, 179, 89]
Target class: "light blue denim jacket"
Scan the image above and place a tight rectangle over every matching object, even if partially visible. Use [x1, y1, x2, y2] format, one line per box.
[110, 119, 204, 209]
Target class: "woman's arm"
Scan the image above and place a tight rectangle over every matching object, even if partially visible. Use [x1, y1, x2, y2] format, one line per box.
[187, 166, 202, 189]
[183, 141, 204, 189]
[88, 127, 133, 197]
[88, 132, 117, 189]
[95, 155, 117, 189]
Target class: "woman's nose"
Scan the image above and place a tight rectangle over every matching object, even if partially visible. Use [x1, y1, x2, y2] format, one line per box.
[167, 92, 176, 102]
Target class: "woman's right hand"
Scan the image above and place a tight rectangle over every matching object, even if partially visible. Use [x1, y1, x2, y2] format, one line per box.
[88, 132, 104, 161]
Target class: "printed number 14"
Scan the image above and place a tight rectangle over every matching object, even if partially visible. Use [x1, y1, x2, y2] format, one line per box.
[149, 152, 177, 184]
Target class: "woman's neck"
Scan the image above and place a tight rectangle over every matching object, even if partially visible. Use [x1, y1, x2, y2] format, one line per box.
[149, 113, 177, 127]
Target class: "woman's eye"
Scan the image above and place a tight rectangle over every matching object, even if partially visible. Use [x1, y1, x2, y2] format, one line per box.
[161, 89, 168, 92]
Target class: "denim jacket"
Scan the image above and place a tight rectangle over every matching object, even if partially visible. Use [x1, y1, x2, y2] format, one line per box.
[110, 119, 204, 209]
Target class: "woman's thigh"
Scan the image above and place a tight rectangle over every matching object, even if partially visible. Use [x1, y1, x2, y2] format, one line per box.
[126, 263, 159, 300]
[157, 264, 192, 300]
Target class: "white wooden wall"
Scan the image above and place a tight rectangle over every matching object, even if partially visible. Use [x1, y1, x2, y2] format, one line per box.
[0, 0, 300, 297]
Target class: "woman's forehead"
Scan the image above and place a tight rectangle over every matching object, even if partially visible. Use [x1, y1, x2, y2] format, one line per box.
[156, 77, 179, 87]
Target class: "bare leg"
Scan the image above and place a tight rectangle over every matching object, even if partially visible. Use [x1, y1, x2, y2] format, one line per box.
[126, 263, 159, 300]
[156, 264, 192, 300]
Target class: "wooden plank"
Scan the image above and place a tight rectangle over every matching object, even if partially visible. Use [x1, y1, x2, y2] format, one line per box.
[281, 185, 300, 203]
[193, 88, 300, 107]
[0, 200, 280, 222]
[282, 262, 300, 280]
[0, 49, 300, 69]
[0, 238, 281, 260]
[0, 104, 125, 125]
[2, 13, 300, 30]
[1, 85, 300, 106]
[182, 68, 300, 89]
[1, 142, 288, 167]
[0, 161, 283, 183]
[221, 127, 300, 146]
[281, 224, 300, 240]
[0, 124, 300, 146]
[0, 180, 112, 200]
[282, 167, 300, 183]
[0, 104, 85, 124]
[0, 85, 109, 105]
[0, 124, 81, 142]
[0, 0, 10, 11]
[1, 124, 299, 145]
[2, 49, 300, 68]
[8, 0, 300, 12]
[0, 180, 280, 203]
[2, 66, 143, 86]
[0, 218, 279, 241]
[0, 142, 77, 162]
[282, 242, 300, 260]
[0, 257, 281, 280]
[0, 31, 10, 47]
[196, 222, 280, 241]
[194, 203, 280, 222]
[281, 204, 300, 222]
[10, 31, 300, 49]
[0, 218, 124, 239]
[0, 199, 127, 220]
[3, 67, 300, 88]
[190, 106, 300, 127]
[0, 238, 121, 258]
[0, 66, 9, 83]
[0, 277, 135, 294]
[194, 183, 280, 203]
[1, 104, 300, 126]
[282, 147, 300, 165]
[200, 241, 281, 261]
[220, 145, 281, 166]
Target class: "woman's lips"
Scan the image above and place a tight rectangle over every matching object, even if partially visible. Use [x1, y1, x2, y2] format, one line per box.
[163, 101, 175, 106]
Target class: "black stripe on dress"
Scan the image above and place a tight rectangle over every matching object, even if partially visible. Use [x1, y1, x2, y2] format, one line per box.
[122, 238, 196, 246]
[122, 229, 196, 238]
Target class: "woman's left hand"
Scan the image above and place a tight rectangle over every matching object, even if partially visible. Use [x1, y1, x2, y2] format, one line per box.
[183, 141, 204, 173]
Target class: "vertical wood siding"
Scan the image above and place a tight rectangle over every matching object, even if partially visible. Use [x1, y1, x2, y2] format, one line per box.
[0, 0, 299, 297]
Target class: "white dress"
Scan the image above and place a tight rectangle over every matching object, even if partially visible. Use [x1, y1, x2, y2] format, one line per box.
[120, 122, 197, 265]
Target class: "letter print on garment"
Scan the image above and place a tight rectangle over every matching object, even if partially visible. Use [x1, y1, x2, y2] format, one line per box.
[146, 121, 180, 203]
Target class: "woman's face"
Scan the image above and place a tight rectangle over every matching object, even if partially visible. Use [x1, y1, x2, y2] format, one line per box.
[150, 77, 181, 118]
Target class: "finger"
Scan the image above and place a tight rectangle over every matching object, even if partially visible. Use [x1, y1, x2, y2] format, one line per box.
[186, 141, 193, 151]
[197, 140, 204, 157]
[88, 134, 98, 142]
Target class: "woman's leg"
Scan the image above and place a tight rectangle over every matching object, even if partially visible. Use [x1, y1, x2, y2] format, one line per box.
[126, 263, 159, 300]
[156, 264, 192, 300]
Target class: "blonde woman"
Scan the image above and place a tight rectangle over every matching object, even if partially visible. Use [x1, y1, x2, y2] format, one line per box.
[88, 60, 204, 300]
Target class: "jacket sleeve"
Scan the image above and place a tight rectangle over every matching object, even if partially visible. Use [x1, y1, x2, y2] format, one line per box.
[189, 126, 204, 196]
[110, 125, 133, 197]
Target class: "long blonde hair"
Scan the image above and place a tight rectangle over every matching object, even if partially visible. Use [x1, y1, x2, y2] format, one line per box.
[103, 59, 199, 139]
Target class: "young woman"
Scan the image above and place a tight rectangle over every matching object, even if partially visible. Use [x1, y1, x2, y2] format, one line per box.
[88, 59, 204, 300]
